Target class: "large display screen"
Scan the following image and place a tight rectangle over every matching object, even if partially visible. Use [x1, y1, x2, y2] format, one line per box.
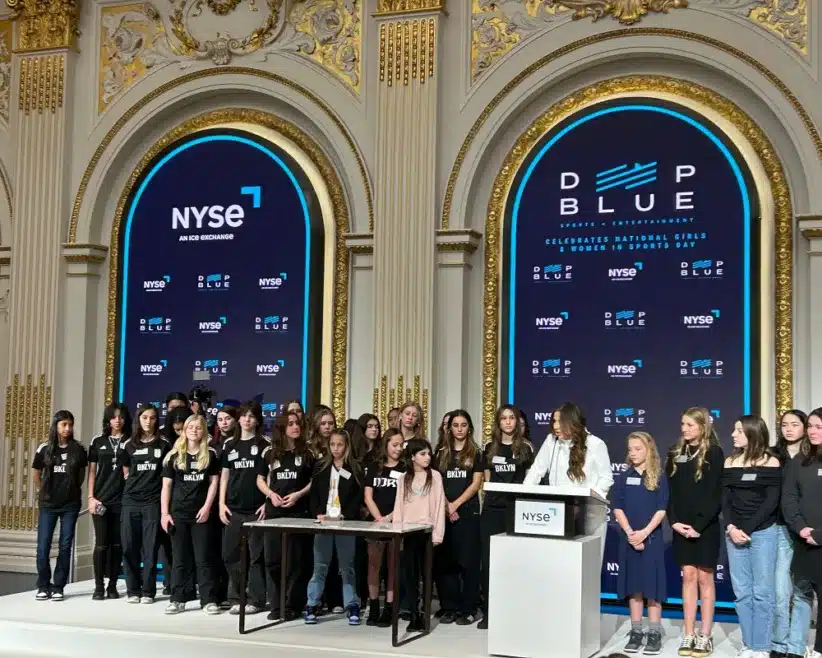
[117, 129, 323, 419]
[505, 100, 759, 606]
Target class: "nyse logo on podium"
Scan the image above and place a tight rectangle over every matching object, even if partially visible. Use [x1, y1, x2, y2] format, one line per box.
[558, 162, 696, 215]
[603, 407, 647, 425]
[514, 499, 566, 537]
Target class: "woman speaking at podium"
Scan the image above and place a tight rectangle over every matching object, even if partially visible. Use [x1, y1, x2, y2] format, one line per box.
[523, 403, 614, 561]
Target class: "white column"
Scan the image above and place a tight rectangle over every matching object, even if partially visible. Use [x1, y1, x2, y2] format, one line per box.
[799, 217, 822, 405]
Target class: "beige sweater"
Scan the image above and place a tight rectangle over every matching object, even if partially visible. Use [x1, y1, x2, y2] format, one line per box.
[392, 469, 446, 544]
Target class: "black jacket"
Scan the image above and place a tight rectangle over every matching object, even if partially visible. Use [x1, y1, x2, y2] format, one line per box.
[308, 460, 363, 520]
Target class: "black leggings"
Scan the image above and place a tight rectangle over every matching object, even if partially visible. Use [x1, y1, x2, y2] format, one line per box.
[92, 509, 122, 590]
[404, 533, 428, 613]
[434, 513, 481, 616]
[480, 508, 506, 616]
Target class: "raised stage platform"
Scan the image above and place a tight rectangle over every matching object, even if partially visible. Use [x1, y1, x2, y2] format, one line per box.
[0, 581, 754, 658]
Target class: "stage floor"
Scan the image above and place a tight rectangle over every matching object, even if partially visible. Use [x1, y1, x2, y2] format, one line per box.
[0, 581, 758, 658]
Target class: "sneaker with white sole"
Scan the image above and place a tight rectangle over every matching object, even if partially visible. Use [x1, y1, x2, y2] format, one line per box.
[805, 651, 822, 658]
[624, 628, 645, 653]
[164, 601, 184, 615]
[679, 635, 696, 656]
[35, 590, 50, 601]
[644, 630, 663, 655]
[692, 634, 713, 658]
[332, 605, 344, 614]
[229, 604, 261, 615]
[127, 595, 140, 604]
[139, 596, 155, 604]
[204, 603, 222, 615]
[50, 591, 64, 602]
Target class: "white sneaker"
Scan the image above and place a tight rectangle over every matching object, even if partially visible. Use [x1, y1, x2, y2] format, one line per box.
[805, 650, 822, 658]
[140, 596, 155, 604]
[229, 604, 261, 615]
[35, 591, 50, 601]
[332, 606, 344, 614]
[204, 603, 221, 615]
[50, 592, 64, 602]
[164, 601, 184, 615]
[735, 649, 752, 658]
[127, 595, 140, 604]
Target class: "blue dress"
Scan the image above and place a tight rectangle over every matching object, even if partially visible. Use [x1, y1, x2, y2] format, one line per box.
[613, 467, 668, 602]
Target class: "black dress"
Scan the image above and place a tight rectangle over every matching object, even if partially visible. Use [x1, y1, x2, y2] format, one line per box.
[666, 443, 724, 568]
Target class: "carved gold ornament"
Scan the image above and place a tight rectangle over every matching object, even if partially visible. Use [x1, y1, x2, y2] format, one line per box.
[0, 21, 10, 122]
[206, 0, 242, 16]
[376, 0, 444, 14]
[553, 0, 688, 24]
[5, 0, 80, 51]
[480, 75, 793, 441]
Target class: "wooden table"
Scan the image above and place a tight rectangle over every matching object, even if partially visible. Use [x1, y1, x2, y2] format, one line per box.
[239, 517, 434, 647]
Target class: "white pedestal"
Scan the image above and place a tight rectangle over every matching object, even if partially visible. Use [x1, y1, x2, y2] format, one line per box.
[488, 533, 601, 658]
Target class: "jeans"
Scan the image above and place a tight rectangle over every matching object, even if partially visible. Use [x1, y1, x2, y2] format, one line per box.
[36, 505, 80, 592]
[726, 524, 777, 651]
[307, 534, 357, 609]
[787, 577, 815, 655]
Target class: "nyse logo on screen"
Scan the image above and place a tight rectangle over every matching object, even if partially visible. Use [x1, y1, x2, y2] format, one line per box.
[259, 273, 287, 290]
[257, 360, 285, 377]
[140, 359, 168, 376]
[603, 408, 647, 425]
[172, 185, 261, 240]
[683, 309, 720, 329]
[681, 260, 724, 279]
[533, 264, 572, 282]
[607, 359, 643, 379]
[531, 359, 572, 378]
[139, 317, 171, 333]
[559, 163, 696, 215]
[198, 273, 231, 290]
[604, 310, 646, 329]
[199, 316, 227, 335]
[680, 359, 724, 379]
[143, 275, 171, 292]
[608, 262, 643, 282]
[255, 315, 289, 333]
[533, 411, 554, 426]
[194, 359, 228, 376]
[535, 312, 568, 330]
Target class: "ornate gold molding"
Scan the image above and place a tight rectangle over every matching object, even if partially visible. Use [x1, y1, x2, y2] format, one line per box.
[105, 108, 350, 424]
[444, 27, 821, 230]
[71, 66, 372, 242]
[1, 374, 51, 530]
[372, 373, 429, 435]
[6, 0, 80, 52]
[17, 53, 64, 115]
[0, 20, 10, 123]
[375, 0, 444, 16]
[378, 16, 435, 86]
[481, 75, 793, 442]
[557, 0, 687, 24]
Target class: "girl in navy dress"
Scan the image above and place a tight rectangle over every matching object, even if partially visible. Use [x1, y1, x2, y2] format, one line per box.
[613, 431, 668, 656]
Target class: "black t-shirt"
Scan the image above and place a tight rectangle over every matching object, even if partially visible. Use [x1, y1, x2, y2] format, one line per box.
[162, 448, 220, 520]
[483, 442, 534, 510]
[88, 434, 126, 508]
[221, 436, 269, 514]
[119, 437, 172, 507]
[365, 462, 406, 517]
[32, 442, 88, 509]
[437, 446, 486, 514]
[258, 447, 314, 518]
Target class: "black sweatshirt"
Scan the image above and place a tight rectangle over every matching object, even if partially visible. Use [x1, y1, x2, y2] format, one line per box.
[782, 454, 822, 545]
[308, 460, 363, 520]
[666, 443, 724, 533]
[722, 465, 781, 535]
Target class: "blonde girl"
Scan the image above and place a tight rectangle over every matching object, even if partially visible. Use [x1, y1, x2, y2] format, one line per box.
[160, 415, 221, 614]
[666, 407, 724, 657]
[398, 402, 426, 444]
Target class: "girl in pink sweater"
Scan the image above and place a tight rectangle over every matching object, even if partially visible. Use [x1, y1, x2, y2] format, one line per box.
[393, 438, 446, 632]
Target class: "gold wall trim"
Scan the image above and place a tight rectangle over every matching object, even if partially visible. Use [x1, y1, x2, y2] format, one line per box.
[372, 373, 429, 435]
[481, 75, 793, 442]
[375, 0, 444, 17]
[6, 0, 80, 52]
[69, 66, 373, 242]
[378, 16, 436, 87]
[18, 53, 65, 115]
[104, 108, 350, 424]
[442, 27, 821, 230]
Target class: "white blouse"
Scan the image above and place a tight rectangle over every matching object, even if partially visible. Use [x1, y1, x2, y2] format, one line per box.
[523, 432, 614, 499]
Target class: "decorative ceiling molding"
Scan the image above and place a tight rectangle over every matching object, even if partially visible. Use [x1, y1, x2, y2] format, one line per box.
[6, 0, 81, 51]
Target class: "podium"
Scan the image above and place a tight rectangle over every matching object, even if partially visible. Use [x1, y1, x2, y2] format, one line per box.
[485, 483, 608, 658]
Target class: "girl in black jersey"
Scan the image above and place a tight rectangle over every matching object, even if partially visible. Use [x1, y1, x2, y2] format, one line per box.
[219, 402, 269, 615]
[307, 407, 335, 458]
[87, 403, 131, 600]
[32, 410, 88, 601]
[479, 405, 534, 629]
[353, 414, 381, 464]
[209, 406, 238, 607]
[257, 410, 314, 620]
[161, 414, 221, 615]
[363, 428, 405, 626]
[434, 409, 485, 626]
[118, 404, 171, 604]
[159, 406, 189, 595]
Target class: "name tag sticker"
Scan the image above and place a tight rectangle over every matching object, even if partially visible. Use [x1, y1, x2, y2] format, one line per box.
[626, 477, 641, 486]
[741, 473, 757, 482]
[818, 468, 822, 477]
[492, 456, 507, 465]
[675, 456, 688, 463]
[339, 468, 351, 480]
[61, 453, 67, 461]
[135, 448, 148, 456]
[389, 470, 402, 479]
[228, 450, 239, 461]
[271, 460, 281, 471]
[295, 457, 302, 467]
[251, 446, 258, 456]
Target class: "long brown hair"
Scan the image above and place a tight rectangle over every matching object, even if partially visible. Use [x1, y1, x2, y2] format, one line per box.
[733, 414, 770, 466]
[398, 402, 426, 441]
[317, 429, 361, 484]
[669, 406, 719, 481]
[307, 407, 336, 457]
[436, 409, 478, 471]
[268, 410, 311, 463]
[375, 428, 403, 471]
[557, 402, 588, 482]
[403, 438, 434, 501]
[801, 407, 822, 465]
[488, 404, 532, 462]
